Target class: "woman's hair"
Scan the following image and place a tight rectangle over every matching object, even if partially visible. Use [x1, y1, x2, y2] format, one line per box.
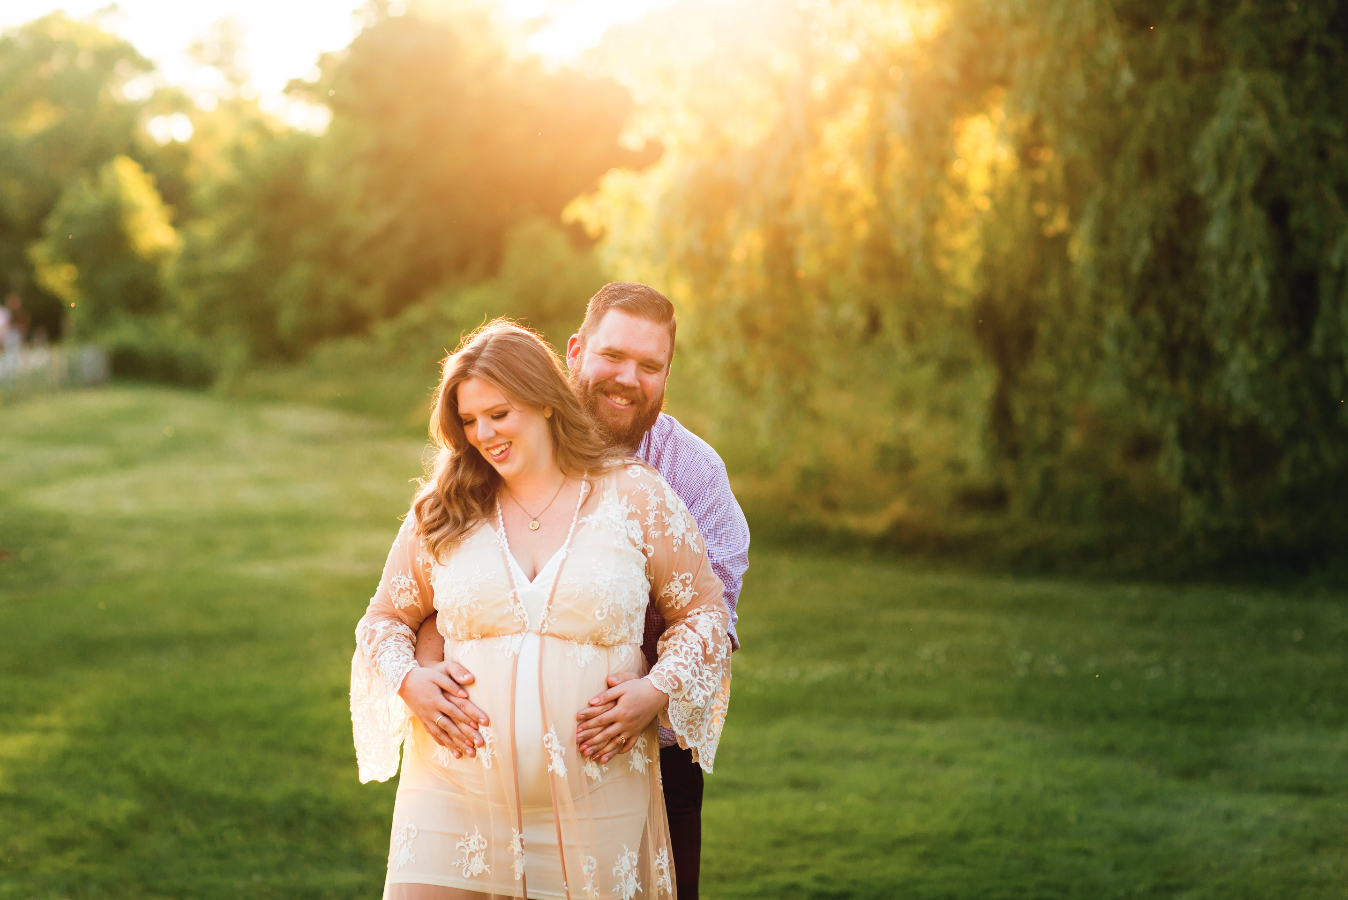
[412, 319, 622, 559]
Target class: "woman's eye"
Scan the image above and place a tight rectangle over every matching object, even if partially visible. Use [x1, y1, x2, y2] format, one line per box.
[491, 411, 508, 420]
[461, 420, 473, 428]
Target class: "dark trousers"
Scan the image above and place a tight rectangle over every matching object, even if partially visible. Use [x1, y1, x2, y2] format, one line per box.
[660, 745, 704, 900]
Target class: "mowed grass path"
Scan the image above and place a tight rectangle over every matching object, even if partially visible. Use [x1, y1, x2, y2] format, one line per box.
[1, 387, 1345, 899]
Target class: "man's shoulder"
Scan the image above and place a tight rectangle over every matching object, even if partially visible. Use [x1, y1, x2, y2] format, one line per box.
[643, 413, 728, 477]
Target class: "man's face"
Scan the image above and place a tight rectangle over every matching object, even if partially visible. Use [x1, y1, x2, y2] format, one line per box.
[567, 310, 672, 449]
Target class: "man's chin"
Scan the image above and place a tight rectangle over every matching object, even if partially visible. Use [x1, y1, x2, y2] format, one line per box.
[571, 372, 664, 449]
[592, 398, 663, 450]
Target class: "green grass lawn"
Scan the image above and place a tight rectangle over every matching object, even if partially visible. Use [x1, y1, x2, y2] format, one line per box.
[1, 386, 1345, 899]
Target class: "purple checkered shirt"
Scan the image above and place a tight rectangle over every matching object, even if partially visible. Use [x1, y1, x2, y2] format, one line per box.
[636, 413, 750, 748]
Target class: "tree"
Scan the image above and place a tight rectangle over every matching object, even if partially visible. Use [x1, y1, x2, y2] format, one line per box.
[0, 12, 156, 339]
[583, 0, 1348, 568]
[30, 155, 177, 337]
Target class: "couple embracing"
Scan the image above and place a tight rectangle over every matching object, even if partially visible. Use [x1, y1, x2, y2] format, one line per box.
[351, 283, 750, 900]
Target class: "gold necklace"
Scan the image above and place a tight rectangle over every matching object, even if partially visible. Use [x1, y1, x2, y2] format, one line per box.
[504, 477, 568, 530]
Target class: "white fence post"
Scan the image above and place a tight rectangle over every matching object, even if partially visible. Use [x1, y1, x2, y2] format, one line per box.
[0, 344, 110, 402]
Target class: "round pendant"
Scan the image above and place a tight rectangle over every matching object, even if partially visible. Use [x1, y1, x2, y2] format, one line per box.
[529, 520, 540, 531]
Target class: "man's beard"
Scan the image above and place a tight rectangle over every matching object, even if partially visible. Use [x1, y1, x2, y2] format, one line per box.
[570, 370, 665, 451]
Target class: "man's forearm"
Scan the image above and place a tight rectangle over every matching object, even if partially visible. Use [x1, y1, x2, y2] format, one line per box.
[414, 612, 446, 667]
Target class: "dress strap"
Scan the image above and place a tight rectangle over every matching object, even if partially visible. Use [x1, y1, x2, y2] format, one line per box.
[538, 478, 589, 634]
[494, 478, 590, 634]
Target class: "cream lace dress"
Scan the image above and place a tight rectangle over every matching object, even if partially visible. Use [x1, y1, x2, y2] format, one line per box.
[351, 463, 732, 900]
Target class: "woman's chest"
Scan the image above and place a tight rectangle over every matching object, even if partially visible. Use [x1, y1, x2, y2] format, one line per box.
[429, 520, 652, 643]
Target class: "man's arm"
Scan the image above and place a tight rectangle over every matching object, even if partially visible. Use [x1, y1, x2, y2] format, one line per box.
[414, 612, 490, 757]
[414, 612, 446, 666]
[680, 458, 750, 648]
[579, 441, 750, 753]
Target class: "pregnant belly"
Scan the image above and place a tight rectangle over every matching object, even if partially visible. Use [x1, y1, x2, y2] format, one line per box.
[447, 635, 644, 807]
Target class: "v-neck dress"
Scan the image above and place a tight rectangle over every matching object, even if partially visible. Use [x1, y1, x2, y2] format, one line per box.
[351, 462, 732, 900]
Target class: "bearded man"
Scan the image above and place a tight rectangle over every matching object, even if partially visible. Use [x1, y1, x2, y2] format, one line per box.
[412, 282, 750, 900]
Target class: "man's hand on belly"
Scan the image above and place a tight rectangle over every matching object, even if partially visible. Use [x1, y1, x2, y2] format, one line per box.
[414, 613, 446, 666]
[576, 672, 669, 764]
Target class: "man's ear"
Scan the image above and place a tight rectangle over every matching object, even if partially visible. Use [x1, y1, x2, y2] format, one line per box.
[565, 334, 582, 370]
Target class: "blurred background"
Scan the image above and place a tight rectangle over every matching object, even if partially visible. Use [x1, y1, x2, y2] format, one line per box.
[1, 1, 1346, 897]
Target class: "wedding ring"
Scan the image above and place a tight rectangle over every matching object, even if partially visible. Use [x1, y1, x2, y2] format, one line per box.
[435, 714, 447, 729]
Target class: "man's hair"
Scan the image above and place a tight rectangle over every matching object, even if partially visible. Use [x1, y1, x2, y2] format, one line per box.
[575, 282, 677, 360]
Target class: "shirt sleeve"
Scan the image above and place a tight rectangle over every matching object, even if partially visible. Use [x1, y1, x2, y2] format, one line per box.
[678, 457, 750, 649]
[350, 513, 436, 783]
[624, 465, 733, 773]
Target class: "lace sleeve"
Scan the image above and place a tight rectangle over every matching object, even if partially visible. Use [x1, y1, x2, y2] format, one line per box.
[351, 514, 435, 783]
[625, 465, 732, 772]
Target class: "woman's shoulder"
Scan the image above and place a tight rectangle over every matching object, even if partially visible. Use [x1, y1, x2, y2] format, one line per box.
[591, 457, 663, 493]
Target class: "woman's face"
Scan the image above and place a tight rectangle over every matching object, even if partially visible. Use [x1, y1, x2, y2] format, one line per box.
[456, 376, 555, 482]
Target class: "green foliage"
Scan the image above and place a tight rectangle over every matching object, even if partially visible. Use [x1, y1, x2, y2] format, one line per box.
[3, 387, 1346, 897]
[228, 218, 609, 428]
[0, 13, 165, 339]
[169, 125, 334, 364]
[164, 0, 650, 368]
[30, 155, 177, 333]
[581, 0, 1348, 571]
[6, 0, 1347, 570]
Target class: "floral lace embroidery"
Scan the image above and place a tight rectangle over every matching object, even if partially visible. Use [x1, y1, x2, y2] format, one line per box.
[581, 855, 599, 899]
[433, 743, 453, 768]
[654, 847, 673, 896]
[580, 481, 648, 555]
[455, 826, 490, 878]
[658, 572, 697, 611]
[566, 640, 601, 667]
[388, 573, 420, 609]
[478, 725, 497, 769]
[544, 725, 567, 777]
[647, 602, 732, 772]
[613, 846, 641, 900]
[510, 829, 526, 880]
[391, 819, 417, 870]
[583, 557, 648, 645]
[655, 479, 699, 552]
[352, 614, 418, 783]
[436, 563, 493, 638]
[629, 733, 650, 774]
[583, 757, 608, 781]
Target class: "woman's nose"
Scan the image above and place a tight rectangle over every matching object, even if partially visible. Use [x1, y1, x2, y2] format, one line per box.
[475, 420, 495, 442]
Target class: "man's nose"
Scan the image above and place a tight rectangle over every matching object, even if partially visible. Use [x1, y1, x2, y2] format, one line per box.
[614, 361, 639, 387]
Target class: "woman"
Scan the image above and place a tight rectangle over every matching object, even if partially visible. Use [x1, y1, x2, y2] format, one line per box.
[351, 321, 731, 900]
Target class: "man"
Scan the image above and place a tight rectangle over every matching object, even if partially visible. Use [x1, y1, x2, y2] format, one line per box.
[412, 282, 749, 899]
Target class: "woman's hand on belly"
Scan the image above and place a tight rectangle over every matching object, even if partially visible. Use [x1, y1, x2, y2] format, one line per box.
[575, 672, 669, 764]
[398, 664, 491, 758]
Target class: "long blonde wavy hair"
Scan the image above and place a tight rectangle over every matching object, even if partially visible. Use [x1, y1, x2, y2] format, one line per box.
[412, 319, 622, 560]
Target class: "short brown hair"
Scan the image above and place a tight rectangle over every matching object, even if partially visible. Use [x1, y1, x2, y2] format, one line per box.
[413, 319, 622, 557]
[575, 282, 677, 359]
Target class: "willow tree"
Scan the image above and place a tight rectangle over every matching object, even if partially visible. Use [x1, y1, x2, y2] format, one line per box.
[583, 0, 1348, 567]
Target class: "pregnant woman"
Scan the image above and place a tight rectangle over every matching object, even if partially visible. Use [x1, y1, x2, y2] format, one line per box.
[351, 321, 731, 899]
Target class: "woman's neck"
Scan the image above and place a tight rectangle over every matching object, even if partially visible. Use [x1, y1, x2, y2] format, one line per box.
[500, 464, 567, 502]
